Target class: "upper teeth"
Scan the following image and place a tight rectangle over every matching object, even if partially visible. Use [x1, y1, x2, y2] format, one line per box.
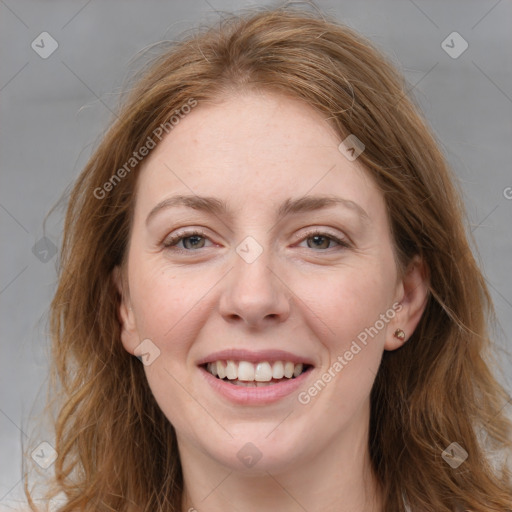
[206, 360, 304, 381]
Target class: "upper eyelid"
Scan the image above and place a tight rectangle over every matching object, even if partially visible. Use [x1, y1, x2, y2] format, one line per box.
[163, 228, 210, 245]
[291, 227, 348, 243]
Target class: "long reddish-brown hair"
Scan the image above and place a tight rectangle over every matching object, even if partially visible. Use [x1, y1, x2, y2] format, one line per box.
[23, 4, 512, 511]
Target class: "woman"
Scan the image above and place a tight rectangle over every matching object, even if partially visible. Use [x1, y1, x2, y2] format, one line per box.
[23, 5, 512, 512]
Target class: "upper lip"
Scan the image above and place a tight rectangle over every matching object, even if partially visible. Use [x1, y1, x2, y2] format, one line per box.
[196, 349, 316, 367]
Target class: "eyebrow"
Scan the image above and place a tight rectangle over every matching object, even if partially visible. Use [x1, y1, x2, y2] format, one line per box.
[145, 194, 370, 226]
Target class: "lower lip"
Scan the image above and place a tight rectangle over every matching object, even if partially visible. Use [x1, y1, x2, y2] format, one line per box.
[199, 366, 313, 405]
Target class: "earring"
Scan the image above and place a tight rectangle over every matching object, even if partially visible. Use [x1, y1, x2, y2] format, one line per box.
[394, 328, 406, 342]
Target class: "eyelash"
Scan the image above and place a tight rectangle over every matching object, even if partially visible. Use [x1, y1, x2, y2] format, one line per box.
[162, 229, 350, 253]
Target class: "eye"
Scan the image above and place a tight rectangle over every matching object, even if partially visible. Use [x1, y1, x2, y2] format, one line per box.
[162, 228, 350, 253]
[297, 230, 349, 250]
[162, 229, 212, 251]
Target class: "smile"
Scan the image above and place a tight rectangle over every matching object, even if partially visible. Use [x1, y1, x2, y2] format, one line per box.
[202, 360, 311, 387]
[197, 349, 315, 404]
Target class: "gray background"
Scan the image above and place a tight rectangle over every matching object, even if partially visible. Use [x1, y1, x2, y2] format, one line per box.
[1, 0, 511, 509]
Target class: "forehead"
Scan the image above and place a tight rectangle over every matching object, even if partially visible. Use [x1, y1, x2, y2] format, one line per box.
[133, 91, 384, 223]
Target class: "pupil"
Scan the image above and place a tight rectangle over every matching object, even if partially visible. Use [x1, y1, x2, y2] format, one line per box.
[184, 236, 204, 249]
[309, 235, 328, 249]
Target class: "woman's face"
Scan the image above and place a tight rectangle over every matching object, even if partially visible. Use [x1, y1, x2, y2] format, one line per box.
[115, 91, 423, 474]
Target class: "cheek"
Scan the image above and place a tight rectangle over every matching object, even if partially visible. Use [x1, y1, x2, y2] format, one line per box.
[297, 259, 396, 397]
[338, 273, 392, 343]
[129, 263, 204, 353]
[130, 268, 214, 433]
[301, 262, 395, 346]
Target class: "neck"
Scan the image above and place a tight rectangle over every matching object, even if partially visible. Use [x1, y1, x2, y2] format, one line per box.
[179, 403, 383, 512]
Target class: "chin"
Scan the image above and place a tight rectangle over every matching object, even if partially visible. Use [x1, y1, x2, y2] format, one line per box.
[194, 425, 311, 474]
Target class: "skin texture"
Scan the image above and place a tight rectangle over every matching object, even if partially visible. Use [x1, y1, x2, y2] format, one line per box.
[114, 90, 428, 512]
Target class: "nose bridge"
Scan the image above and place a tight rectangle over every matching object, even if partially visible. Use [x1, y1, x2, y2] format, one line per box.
[219, 234, 290, 326]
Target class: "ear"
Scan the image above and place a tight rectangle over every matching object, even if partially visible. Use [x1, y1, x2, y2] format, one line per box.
[112, 265, 139, 356]
[385, 255, 429, 351]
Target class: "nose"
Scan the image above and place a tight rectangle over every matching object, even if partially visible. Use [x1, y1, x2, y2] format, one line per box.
[218, 245, 291, 329]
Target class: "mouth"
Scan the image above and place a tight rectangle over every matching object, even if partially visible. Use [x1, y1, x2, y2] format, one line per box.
[200, 360, 313, 387]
